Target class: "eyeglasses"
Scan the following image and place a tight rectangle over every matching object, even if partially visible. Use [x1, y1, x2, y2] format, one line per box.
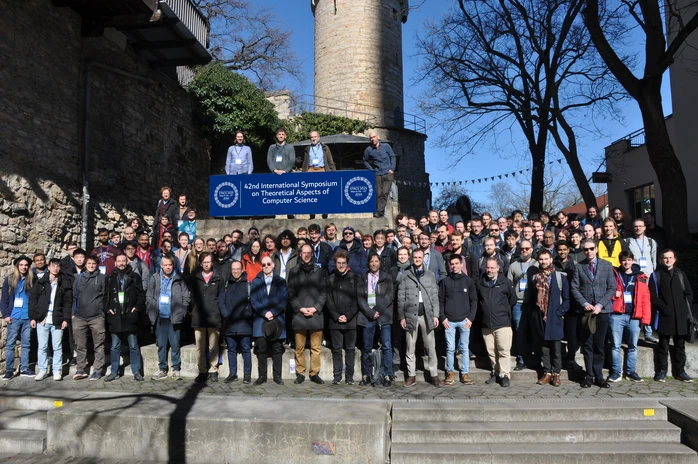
[344, 232, 354, 236]
[489, 228, 499, 232]
[583, 247, 596, 252]
[520, 247, 531, 251]
[262, 263, 274, 267]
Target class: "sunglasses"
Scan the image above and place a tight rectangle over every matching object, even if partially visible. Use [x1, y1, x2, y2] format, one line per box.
[344, 232, 354, 236]
[583, 247, 596, 252]
[489, 228, 499, 232]
[262, 263, 274, 267]
[520, 247, 531, 251]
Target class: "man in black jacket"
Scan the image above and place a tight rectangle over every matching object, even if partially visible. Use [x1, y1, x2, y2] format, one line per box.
[308, 224, 333, 270]
[440, 255, 478, 385]
[287, 245, 327, 384]
[29, 259, 71, 381]
[369, 230, 397, 273]
[477, 257, 517, 387]
[191, 252, 222, 383]
[105, 255, 145, 382]
[72, 256, 108, 380]
[219, 261, 254, 384]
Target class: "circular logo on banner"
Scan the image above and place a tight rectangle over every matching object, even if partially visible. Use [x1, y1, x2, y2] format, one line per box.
[344, 176, 374, 206]
[214, 182, 239, 209]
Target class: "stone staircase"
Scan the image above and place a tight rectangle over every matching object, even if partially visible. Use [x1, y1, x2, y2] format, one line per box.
[0, 395, 53, 455]
[390, 401, 698, 463]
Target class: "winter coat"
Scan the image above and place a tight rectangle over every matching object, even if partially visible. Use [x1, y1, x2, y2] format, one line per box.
[507, 258, 538, 303]
[523, 270, 570, 341]
[151, 250, 180, 276]
[106, 268, 145, 333]
[329, 239, 368, 276]
[368, 246, 397, 273]
[242, 254, 263, 282]
[423, 247, 447, 282]
[146, 272, 191, 325]
[250, 272, 288, 339]
[153, 199, 179, 232]
[73, 270, 108, 321]
[650, 266, 693, 337]
[28, 273, 73, 327]
[326, 270, 368, 330]
[218, 272, 253, 336]
[476, 275, 517, 330]
[287, 262, 327, 331]
[190, 271, 222, 329]
[598, 236, 626, 268]
[302, 143, 336, 171]
[273, 248, 299, 280]
[396, 266, 440, 332]
[358, 271, 394, 327]
[468, 250, 509, 281]
[438, 272, 477, 324]
[310, 241, 334, 270]
[213, 255, 232, 283]
[612, 266, 651, 325]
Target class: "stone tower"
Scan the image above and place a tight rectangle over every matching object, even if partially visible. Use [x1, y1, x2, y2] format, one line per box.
[311, 0, 431, 215]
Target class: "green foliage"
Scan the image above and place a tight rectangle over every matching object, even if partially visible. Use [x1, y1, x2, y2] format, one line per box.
[283, 112, 370, 142]
[188, 62, 280, 152]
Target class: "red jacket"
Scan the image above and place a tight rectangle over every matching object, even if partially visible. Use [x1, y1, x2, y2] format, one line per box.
[612, 269, 651, 325]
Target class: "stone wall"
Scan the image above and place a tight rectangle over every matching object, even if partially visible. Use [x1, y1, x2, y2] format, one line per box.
[0, 1, 210, 279]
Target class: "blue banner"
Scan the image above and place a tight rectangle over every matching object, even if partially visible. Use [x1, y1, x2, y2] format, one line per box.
[210, 170, 377, 217]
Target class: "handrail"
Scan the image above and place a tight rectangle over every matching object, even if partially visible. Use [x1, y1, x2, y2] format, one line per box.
[160, 0, 210, 47]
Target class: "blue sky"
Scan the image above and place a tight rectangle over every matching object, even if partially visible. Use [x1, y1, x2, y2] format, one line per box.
[256, 0, 671, 206]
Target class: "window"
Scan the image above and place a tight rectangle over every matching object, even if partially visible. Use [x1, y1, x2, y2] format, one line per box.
[627, 183, 655, 219]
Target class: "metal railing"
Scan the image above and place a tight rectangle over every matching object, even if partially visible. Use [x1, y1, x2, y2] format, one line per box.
[611, 115, 672, 149]
[160, 0, 210, 47]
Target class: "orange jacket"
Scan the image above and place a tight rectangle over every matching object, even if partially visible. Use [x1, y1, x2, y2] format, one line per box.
[242, 254, 263, 282]
[612, 268, 651, 325]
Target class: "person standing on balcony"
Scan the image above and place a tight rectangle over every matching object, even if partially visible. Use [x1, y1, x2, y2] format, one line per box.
[225, 131, 254, 175]
[302, 131, 335, 219]
[364, 130, 396, 218]
[268, 127, 298, 219]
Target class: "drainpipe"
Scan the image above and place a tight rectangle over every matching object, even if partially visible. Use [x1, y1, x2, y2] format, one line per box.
[81, 61, 155, 249]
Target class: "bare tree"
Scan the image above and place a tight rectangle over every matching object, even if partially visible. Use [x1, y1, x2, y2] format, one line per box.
[432, 184, 486, 213]
[583, 0, 698, 245]
[193, 0, 304, 90]
[417, 0, 624, 214]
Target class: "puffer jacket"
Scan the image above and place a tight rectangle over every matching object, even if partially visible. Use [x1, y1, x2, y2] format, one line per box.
[396, 266, 440, 332]
[612, 265, 651, 325]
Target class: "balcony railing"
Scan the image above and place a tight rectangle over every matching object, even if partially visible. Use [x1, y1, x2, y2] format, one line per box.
[160, 0, 209, 48]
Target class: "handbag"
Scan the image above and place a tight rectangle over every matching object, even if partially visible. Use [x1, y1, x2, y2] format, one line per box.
[688, 315, 698, 344]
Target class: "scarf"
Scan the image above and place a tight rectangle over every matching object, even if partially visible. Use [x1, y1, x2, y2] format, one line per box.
[299, 260, 315, 273]
[535, 267, 554, 321]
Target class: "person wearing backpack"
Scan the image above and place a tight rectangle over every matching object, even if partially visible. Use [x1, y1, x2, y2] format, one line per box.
[219, 260, 254, 384]
[626, 218, 659, 343]
[650, 249, 694, 382]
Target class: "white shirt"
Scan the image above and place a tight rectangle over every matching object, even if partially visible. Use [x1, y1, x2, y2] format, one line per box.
[45, 279, 58, 326]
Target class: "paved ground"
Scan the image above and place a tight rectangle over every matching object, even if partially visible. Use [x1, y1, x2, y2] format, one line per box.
[0, 455, 167, 464]
[4, 371, 698, 402]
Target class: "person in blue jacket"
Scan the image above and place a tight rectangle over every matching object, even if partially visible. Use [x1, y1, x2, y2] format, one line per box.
[1, 256, 35, 379]
[250, 255, 288, 385]
[225, 131, 254, 175]
[329, 227, 368, 276]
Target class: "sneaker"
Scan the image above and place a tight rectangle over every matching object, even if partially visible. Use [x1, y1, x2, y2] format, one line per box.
[73, 370, 88, 380]
[151, 370, 168, 381]
[645, 335, 659, 343]
[104, 373, 119, 382]
[624, 372, 644, 383]
[2, 372, 13, 380]
[444, 372, 455, 385]
[332, 378, 341, 385]
[654, 372, 666, 382]
[460, 374, 473, 385]
[53, 373, 62, 381]
[20, 369, 35, 377]
[485, 373, 498, 385]
[225, 374, 239, 383]
[676, 372, 693, 383]
[382, 376, 392, 387]
[500, 376, 510, 388]
[133, 374, 145, 382]
[209, 373, 219, 383]
[89, 372, 102, 381]
[359, 375, 370, 386]
[243, 375, 251, 384]
[346, 378, 355, 385]
[607, 373, 622, 383]
[35, 371, 48, 381]
[171, 370, 182, 380]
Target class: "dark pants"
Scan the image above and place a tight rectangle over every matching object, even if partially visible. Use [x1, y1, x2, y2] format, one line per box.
[657, 334, 687, 376]
[226, 335, 252, 376]
[73, 316, 106, 373]
[330, 328, 356, 381]
[156, 318, 181, 372]
[110, 331, 141, 375]
[256, 337, 284, 380]
[361, 322, 393, 377]
[375, 172, 394, 216]
[563, 311, 582, 364]
[536, 339, 562, 374]
[579, 312, 610, 379]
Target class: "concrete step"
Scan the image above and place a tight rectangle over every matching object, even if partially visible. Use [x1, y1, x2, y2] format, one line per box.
[0, 410, 48, 431]
[391, 420, 681, 444]
[0, 396, 60, 412]
[0, 430, 46, 454]
[391, 401, 668, 423]
[390, 443, 698, 464]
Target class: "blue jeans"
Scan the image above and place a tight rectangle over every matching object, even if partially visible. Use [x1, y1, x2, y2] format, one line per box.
[110, 332, 142, 375]
[156, 319, 181, 372]
[610, 314, 641, 375]
[36, 322, 63, 373]
[5, 318, 31, 372]
[225, 335, 252, 376]
[511, 303, 527, 364]
[444, 320, 470, 374]
[361, 321, 393, 377]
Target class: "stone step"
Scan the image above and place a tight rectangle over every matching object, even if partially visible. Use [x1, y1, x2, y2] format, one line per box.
[391, 420, 681, 444]
[0, 396, 60, 412]
[0, 410, 48, 431]
[391, 401, 668, 423]
[0, 430, 46, 454]
[390, 443, 698, 464]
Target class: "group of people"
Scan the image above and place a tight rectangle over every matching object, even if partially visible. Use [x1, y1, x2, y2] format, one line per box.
[0, 190, 693, 389]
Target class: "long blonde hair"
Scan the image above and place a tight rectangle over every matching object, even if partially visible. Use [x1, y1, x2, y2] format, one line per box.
[9, 262, 34, 292]
[185, 249, 199, 274]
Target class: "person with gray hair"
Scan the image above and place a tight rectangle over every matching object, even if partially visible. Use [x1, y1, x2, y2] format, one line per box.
[364, 130, 396, 218]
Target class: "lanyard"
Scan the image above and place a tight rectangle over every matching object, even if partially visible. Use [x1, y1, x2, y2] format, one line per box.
[276, 144, 286, 156]
[621, 275, 636, 292]
[98, 245, 111, 264]
[520, 261, 531, 275]
[424, 252, 431, 268]
[234, 146, 244, 158]
[310, 145, 322, 159]
[314, 245, 321, 262]
[280, 250, 291, 267]
[634, 238, 645, 256]
[369, 273, 378, 293]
